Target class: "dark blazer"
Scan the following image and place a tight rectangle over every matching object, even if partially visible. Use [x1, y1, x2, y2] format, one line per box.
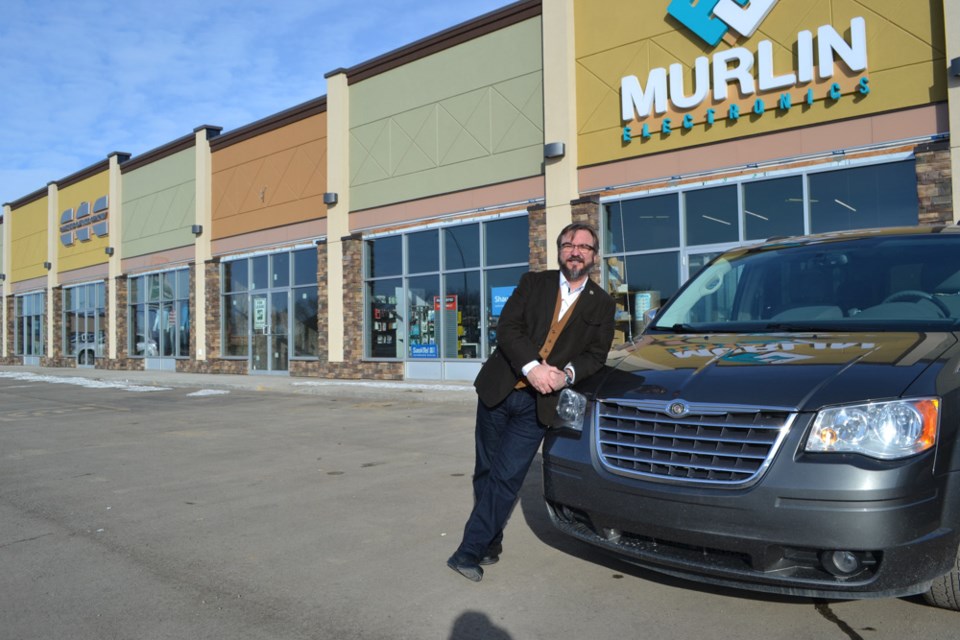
[474, 269, 616, 426]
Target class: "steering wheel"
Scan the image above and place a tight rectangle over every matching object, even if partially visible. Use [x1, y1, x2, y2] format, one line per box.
[882, 290, 951, 317]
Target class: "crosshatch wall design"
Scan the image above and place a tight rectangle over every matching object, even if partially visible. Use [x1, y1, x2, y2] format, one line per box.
[349, 18, 544, 211]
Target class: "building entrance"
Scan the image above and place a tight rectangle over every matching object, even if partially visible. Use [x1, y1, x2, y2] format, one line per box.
[250, 290, 289, 373]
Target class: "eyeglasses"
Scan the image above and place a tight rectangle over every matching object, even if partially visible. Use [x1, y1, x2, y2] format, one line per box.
[560, 242, 596, 253]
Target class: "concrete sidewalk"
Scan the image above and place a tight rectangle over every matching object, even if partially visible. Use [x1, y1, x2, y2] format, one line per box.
[0, 364, 477, 405]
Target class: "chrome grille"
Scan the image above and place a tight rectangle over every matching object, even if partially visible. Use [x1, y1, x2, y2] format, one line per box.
[595, 399, 796, 487]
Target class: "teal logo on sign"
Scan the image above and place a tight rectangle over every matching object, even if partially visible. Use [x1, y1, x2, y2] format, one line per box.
[667, 0, 778, 47]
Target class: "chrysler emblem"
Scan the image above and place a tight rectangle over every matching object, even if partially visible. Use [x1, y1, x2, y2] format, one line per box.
[668, 401, 689, 417]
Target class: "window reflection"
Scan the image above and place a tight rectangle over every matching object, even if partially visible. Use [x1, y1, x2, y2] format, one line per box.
[811, 160, 918, 233]
[744, 176, 804, 240]
[605, 194, 679, 254]
[685, 186, 738, 246]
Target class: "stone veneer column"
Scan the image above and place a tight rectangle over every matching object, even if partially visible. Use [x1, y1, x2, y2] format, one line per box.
[341, 235, 364, 365]
[316, 241, 328, 365]
[915, 141, 954, 224]
[527, 204, 548, 272]
[43, 285, 66, 367]
[204, 259, 221, 361]
[3, 296, 13, 363]
[571, 195, 603, 286]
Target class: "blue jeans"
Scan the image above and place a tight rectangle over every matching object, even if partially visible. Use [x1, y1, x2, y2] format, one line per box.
[456, 389, 546, 561]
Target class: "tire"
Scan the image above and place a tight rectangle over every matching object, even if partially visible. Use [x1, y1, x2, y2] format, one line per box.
[924, 547, 960, 610]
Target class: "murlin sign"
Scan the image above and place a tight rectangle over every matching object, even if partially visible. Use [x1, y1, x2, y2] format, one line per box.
[620, 0, 870, 142]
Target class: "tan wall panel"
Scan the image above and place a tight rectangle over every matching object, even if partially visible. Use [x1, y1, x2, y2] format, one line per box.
[212, 113, 328, 240]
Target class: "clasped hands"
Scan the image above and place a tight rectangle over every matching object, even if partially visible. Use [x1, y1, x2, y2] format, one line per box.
[525, 363, 567, 395]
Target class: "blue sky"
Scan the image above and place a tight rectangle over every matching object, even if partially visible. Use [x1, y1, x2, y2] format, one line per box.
[0, 0, 511, 208]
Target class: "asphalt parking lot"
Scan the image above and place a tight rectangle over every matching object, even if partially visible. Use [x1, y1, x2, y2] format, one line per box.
[1, 366, 958, 639]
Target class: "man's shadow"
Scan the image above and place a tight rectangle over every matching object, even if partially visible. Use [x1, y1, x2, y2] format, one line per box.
[448, 611, 513, 640]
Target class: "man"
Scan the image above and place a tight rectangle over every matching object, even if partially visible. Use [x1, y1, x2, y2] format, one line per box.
[447, 222, 616, 582]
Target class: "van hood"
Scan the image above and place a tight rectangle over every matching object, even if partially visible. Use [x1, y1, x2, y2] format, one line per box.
[596, 332, 957, 411]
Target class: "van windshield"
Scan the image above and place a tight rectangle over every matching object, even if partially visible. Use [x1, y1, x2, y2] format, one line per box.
[652, 233, 960, 333]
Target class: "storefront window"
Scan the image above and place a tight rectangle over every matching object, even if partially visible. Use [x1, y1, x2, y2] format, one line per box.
[485, 217, 528, 266]
[810, 160, 918, 233]
[744, 176, 804, 240]
[15, 292, 45, 356]
[63, 282, 105, 365]
[685, 186, 738, 246]
[606, 194, 679, 254]
[408, 229, 439, 274]
[224, 294, 249, 357]
[220, 247, 319, 367]
[603, 158, 921, 310]
[292, 248, 318, 357]
[368, 278, 403, 358]
[128, 268, 189, 358]
[364, 214, 529, 361]
[485, 266, 526, 351]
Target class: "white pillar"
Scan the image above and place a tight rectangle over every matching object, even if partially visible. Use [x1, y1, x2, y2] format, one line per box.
[325, 71, 351, 363]
[194, 126, 220, 361]
[1, 203, 10, 358]
[106, 152, 127, 359]
[46, 182, 58, 359]
[542, 0, 580, 262]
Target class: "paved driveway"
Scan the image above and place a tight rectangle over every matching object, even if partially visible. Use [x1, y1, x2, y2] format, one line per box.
[1, 368, 957, 639]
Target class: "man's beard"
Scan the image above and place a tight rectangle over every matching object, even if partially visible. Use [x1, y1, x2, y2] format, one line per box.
[559, 257, 590, 281]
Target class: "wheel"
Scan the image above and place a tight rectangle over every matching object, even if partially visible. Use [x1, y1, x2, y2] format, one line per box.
[924, 547, 960, 610]
[882, 290, 951, 317]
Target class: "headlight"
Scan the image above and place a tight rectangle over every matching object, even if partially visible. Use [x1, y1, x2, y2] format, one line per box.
[805, 398, 939, 460]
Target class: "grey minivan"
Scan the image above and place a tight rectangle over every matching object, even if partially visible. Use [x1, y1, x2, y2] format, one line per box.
[543, 226, 960, 610]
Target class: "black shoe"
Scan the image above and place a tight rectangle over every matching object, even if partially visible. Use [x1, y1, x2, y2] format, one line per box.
[479, 544, 502, 566]
[447, 553, 483, 582]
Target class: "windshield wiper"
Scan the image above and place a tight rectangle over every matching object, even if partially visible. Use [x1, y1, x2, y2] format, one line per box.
[762, 322, 832, 332]
[657, 323, 700, 333]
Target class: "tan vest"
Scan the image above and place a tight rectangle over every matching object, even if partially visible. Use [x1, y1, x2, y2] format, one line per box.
[515, 288, 581, 389]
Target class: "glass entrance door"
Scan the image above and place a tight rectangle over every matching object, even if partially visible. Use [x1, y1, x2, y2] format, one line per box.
[250, 291, 289, 373]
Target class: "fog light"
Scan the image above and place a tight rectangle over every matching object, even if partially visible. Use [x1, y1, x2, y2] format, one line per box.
[820, 550, 861, 576]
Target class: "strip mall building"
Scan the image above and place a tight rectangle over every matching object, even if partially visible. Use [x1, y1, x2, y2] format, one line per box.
[1, 0, 958, 381]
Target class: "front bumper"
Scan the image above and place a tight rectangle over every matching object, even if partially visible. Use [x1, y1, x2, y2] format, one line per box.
[542, 420, 960, 599]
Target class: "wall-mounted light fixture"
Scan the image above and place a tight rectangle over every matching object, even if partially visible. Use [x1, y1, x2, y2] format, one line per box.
[323, 192, 338, 206]
[951, 57, 960, 77]
[191, 224, 203, 236]
[105, 246, 115, 256]
[43, 261, 52, 270]
[544, 142, 566, 159]
[0, 273, 6, 281]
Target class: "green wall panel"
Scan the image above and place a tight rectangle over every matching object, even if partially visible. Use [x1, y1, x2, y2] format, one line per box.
[350, 18, 543, 211]
[122, 148, 196, 258]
